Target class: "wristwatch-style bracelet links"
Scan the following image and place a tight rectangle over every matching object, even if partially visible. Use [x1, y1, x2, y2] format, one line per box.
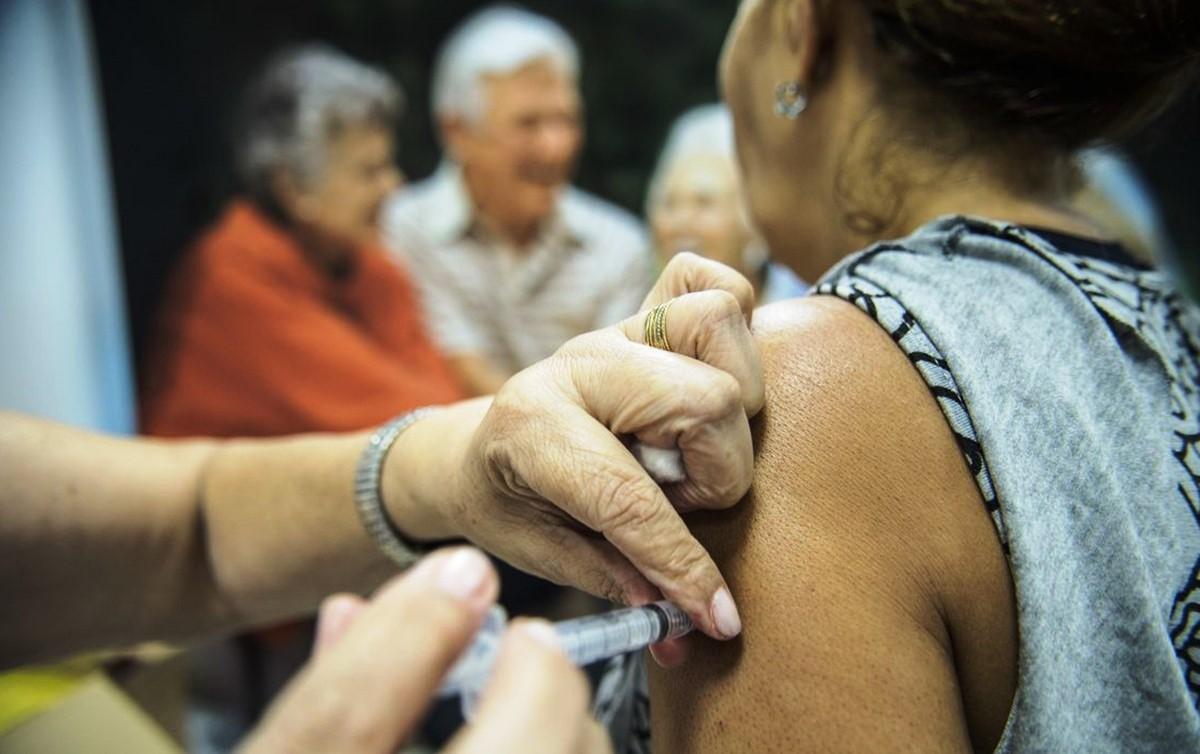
[353, 407, 441, 568]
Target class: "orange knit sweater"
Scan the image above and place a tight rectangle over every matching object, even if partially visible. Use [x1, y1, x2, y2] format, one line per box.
[141, 201, 465, 438]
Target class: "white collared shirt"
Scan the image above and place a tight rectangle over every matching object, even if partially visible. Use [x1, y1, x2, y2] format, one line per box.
[383, 163, 652, 373]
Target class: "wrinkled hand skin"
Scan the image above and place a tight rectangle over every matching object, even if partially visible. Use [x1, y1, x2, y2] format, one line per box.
[453, 253, 765, 642]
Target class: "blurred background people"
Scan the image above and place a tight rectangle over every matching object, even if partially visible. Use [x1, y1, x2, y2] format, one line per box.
[138, 44, 465, 753]
[647, 104, 808, 305]
[141, 44, 463, 438]
[1071, 146, 1176, 267]
[384, 5, 652, 397]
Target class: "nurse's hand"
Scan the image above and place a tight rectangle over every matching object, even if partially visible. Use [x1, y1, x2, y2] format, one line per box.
[241, 548, 610, 754]
[390, 254, 763, 644]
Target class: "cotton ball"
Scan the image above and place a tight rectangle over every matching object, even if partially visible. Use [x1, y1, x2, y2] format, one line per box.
[632, 442, 686, 484]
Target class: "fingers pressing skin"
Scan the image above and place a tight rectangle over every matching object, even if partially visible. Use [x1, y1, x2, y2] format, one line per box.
[620, 289, 764, 416]
[666, 409, 755, 513]
[242, 548, 498, 754]
[447, 254, 759, 649]
[566, 328, 746, 439]
[564, 328, 755, 513]
[642, 252, 756, 323]
[446, 620, 613, 754]
[479, 398, 742, 640]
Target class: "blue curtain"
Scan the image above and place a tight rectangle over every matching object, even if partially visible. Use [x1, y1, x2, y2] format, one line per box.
[0, 0, 134, 433]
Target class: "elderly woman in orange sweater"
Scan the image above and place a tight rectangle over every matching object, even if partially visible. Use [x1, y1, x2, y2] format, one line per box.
[141, 45, 464, 439]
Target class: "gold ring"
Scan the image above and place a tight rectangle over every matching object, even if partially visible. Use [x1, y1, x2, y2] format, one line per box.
[644, 301, 673, 352]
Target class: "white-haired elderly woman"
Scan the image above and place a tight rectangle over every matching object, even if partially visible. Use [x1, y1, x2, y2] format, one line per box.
[139, 44, 466, 751]
[646, 104, 807, 306]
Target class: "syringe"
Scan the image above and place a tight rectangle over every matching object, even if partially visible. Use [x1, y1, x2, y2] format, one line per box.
[438, 601, 694, 716]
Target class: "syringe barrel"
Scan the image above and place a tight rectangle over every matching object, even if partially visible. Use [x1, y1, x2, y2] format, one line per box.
[437, 601, 695, 704]
[438, 605, 506, 698]
[555, 601, 693, 667]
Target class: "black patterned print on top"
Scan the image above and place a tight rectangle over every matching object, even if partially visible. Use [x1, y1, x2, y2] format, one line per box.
[816, 272, 1007, 546]
[592, 652, 651, 754]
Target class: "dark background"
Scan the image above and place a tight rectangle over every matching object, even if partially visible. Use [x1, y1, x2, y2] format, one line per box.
[89, 0, 1199, 367]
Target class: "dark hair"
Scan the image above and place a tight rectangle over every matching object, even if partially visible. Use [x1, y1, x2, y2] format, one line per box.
[862, 1, 1200, 150]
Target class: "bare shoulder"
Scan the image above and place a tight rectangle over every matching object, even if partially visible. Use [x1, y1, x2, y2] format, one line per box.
[649, 296, 1016, 752]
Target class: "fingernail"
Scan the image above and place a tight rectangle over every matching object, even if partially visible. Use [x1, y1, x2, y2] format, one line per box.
[413, 547, 492, 602]
[515, 619, 561, 652]
[314, 595, 360, 654]
[315, 598, 338, 643]
[710, 588, 742, 639]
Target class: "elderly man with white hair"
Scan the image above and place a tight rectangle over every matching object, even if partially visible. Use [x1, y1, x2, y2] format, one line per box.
[384, 5, 651, 397]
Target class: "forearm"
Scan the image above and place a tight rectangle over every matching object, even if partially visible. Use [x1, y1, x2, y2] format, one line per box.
[184, 401, 494, 641]
[0, 413, 226, 666]
[194, 434, 398, 629]
[198, 400, 494, 622]
[381, 397, 491, 542]
[0, 408, 479, 669]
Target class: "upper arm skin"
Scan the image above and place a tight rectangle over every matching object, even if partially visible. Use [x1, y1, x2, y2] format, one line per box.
[649, 297, 1017, 752]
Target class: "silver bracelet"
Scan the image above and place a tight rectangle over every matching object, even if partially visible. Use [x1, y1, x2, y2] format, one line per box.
[354, 407, 441, 568]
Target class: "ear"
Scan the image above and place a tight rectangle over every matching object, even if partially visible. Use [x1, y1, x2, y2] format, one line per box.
[782, 0, 828, 87]
[270, 168, 316, 223]
[440, 115, 473, 164]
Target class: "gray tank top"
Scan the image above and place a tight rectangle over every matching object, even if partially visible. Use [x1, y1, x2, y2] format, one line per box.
[819, 215, 1200, 751]
[605, 215, 1200, 752]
